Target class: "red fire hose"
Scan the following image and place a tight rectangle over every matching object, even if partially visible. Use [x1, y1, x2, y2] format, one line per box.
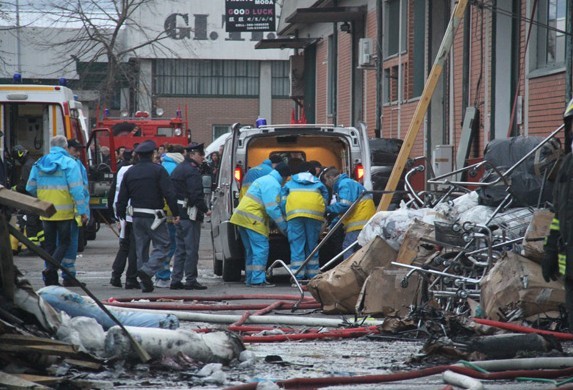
[473, 318, 573, 340]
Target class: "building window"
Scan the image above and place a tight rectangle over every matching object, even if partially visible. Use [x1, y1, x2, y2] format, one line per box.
[327, 35, 336, 116]
[271, 61, 289, 97]
[535, 0, 566, 70]
[212, 125, 230, 141]
[155, 59, 260, 96]
[384, 65, 402, 103]
[384, 0, 407, 58]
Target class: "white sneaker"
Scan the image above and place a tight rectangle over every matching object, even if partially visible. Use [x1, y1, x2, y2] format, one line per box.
[154, 279, 171, 288]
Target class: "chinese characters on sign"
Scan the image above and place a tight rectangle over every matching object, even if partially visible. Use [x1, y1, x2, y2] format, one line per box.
[225, 0, 276, 32]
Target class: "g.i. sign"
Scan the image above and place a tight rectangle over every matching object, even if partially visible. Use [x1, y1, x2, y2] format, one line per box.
[225, 0, 276, 32]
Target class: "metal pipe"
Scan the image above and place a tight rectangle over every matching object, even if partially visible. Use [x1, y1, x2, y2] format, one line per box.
[391, 262, 481, 284]
[319, 240, 359, 271]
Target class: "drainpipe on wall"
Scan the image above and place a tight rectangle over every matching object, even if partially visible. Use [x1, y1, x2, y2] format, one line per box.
[566, 1, 573, 101]
[375, 0, 383, 138]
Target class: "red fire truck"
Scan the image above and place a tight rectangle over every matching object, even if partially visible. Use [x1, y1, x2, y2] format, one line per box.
[86, 108, 190, 236]
[93, 108, 190, 150]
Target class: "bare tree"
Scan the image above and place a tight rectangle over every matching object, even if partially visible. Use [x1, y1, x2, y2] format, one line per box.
[29, 0, 191, 109]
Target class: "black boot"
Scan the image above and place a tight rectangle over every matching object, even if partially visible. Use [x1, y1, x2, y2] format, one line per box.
[137, 270, 154, 293]
[110, 276, 122, 288]
[42, 269, 60, 286]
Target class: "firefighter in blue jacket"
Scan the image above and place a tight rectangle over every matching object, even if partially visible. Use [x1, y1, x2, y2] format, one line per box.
[543, 97, 573, 331]
[281, 162, 329, 282]
[170, 142, 211, 290]
[26, 135, 89, 286]
[116, 140, 180, 293]
[231, 162, 291, 287]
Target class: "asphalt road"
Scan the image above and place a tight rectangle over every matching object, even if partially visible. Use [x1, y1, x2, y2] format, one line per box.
[11, 221, 564, 389]
[14, 220, 298, 299]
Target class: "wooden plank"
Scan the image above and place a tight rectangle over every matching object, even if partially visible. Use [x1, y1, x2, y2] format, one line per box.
[0, 186, 55, 218]
[15, 373, 61, 386]
[0, 334, 72, 346]
[0, 372, 52, 388]
[0, 343, 79, 357]
[64, 358, 103, 370]
[377, 0, 469, 211]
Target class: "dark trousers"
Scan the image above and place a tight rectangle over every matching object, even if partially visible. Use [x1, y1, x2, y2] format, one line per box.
[42, 219, 72, 280]
[132, 217, 170, 276]
[24, 213, 44, 246]
[111, 221, 138, 283]
[172, 219, 201, 285]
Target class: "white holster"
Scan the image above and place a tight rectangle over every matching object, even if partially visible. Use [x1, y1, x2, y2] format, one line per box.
[178, 199, 197, 221]
[132, 207, 166, 230]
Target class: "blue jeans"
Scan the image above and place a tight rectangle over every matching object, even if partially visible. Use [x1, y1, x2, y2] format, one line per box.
[43, 219, 72, 273]
[60, 221, 79, 280]
[343, 230, 360, 260]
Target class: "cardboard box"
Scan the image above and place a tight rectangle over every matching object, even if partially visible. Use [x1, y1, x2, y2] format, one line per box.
[307, 236, 397, 314]
[396, 220, 435, 265]
[356, 267, 421, 317]
[480, 251, 565, 320]
[521, 209, 554, 263]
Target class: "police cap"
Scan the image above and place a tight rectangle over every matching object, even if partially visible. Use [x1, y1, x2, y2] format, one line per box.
[185, 142, 204, 154]
[134, 140, 156, 154]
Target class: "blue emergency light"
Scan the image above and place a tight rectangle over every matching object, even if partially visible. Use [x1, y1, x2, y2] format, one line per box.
[256, 117, 267, 128]
[13, 73, 22, 84]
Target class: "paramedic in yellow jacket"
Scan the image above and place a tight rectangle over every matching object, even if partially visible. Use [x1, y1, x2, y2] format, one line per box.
[26, 135, 89, 286]
[281, 162, 329, 282]
[321, 166, 376, 260]
[230, 162, 291, 287]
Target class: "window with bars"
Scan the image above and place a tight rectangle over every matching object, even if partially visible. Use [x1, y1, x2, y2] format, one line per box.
[384, 65, 402, 103]
[271, 61, 289, 97]
[155, 59, 260, 96]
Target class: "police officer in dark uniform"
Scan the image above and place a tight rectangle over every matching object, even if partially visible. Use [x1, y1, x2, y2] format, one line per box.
[170, 142, 211, 290]
[116, 140, 180, 292]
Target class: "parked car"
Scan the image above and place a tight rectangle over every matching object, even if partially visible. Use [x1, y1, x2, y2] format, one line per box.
[210, 122, 373, 282]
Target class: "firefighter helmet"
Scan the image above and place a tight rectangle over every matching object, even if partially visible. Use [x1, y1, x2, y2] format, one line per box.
[12, 145, 28, 161]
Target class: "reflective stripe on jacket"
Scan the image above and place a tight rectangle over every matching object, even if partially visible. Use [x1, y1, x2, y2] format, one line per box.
[282, 172, 329, 222]
[231, 169, 287, 237]
[26, 146, 89, 221]
[326, 174, 376, 233]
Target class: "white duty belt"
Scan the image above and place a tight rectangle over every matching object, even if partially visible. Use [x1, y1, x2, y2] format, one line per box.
[177, 199, 198, 221]
[130, 207, 166, 230]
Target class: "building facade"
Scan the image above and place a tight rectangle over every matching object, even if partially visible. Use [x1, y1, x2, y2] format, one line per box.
[0, 0, 293, 145]
[271, 0, 572, 177]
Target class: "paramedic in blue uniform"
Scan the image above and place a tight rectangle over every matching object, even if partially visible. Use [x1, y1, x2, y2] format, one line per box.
[169, 142, 211, 290]
[116, 140, 180, 293]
